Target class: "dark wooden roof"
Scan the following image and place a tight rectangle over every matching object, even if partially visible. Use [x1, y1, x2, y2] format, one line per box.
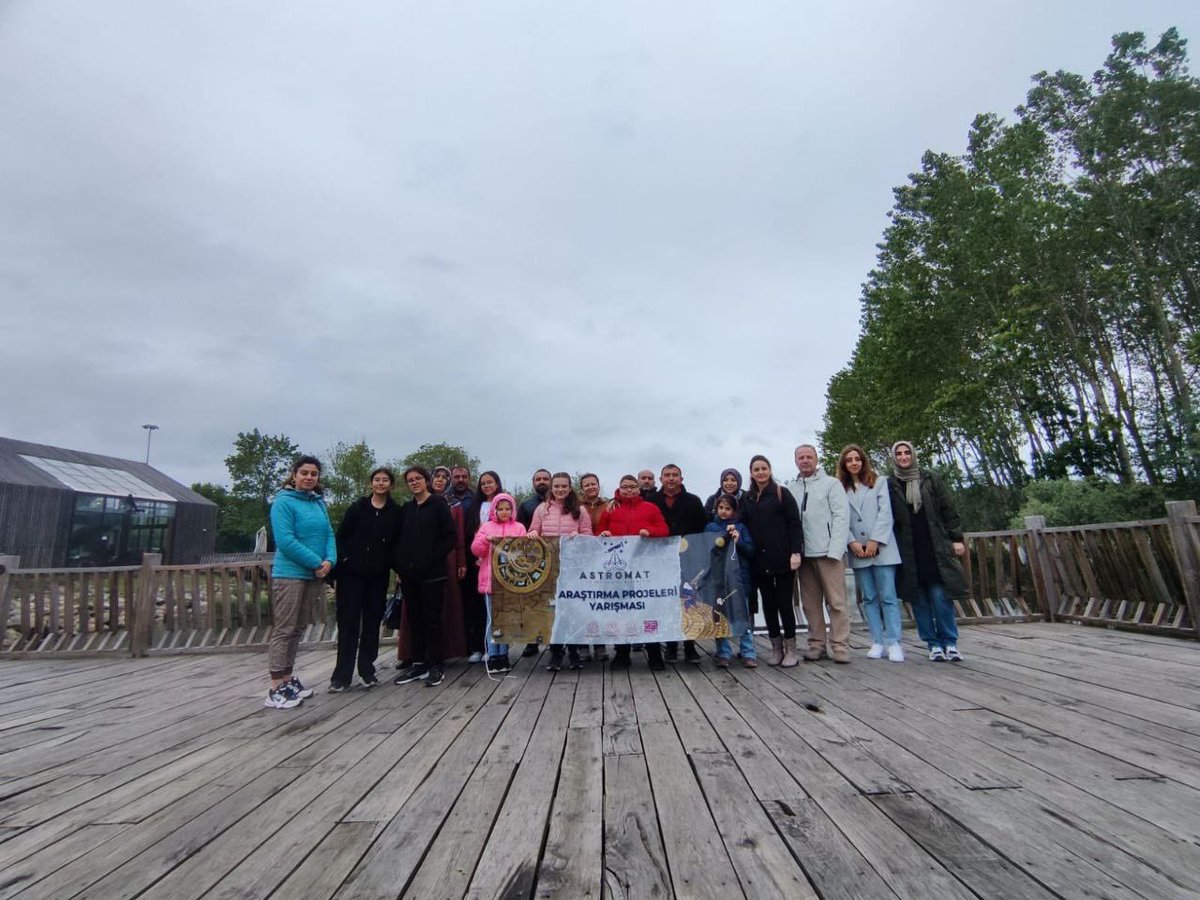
[0, 436, 215, 507]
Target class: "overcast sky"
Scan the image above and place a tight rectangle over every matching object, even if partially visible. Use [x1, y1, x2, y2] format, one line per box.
[3, 1, 1197, 498]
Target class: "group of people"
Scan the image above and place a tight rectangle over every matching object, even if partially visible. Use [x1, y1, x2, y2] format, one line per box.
[261, 443, 967, 710]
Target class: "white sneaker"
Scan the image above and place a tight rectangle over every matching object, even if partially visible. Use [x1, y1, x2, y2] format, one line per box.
[929, 647, 947, 662]
[866, 643, 885, 659]
[264, 683, 303, 709]
[945, 645, 963, 662]
[887, 644, 905, 662]
[467, 651, 484, 664]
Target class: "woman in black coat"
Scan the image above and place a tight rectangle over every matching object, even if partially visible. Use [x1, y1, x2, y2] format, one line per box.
[887, 441, 967, 662]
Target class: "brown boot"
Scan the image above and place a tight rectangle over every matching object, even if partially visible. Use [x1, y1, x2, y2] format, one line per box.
[768, 637, 784, 666]
[831, 646, 850, 664]
[781, 637, 799, 668]
[803, 644, 826, 662]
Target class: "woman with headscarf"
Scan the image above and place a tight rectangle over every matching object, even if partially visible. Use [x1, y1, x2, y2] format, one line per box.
[703, 468, 746, 519]
[887, 441, 967, 662]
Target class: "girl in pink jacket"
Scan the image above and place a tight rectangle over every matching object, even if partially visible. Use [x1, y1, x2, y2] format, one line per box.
[470, 493, 526, 673]
[527, 473, 593, 671]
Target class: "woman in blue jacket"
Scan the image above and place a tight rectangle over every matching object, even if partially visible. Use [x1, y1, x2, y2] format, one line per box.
[267, 455, 336, 709]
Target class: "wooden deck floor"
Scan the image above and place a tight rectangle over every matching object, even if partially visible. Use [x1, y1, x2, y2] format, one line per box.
[1, 623, 1199, 899]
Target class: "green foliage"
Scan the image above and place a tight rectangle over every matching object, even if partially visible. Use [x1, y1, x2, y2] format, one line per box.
[392, 442, 481, 502]
[322, 439, 380, 527]
[1011, 478, 1166, 527]
[191, 482, 260, 552]
[223, 429, 300, 532]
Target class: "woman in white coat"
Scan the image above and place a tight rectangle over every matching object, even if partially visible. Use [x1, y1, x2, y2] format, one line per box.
[836, 445, 904, 661]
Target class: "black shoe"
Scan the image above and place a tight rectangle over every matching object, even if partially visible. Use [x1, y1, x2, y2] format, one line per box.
[568, 649, 583, 669]
[546, 650, 564, 671]
[683, 641, 701, 664]
[646, 645, 666, 671]
[425, 667, 444, 687]
[360, 674, 379, 689]
[609, 648, 631, 669]
[393, 666, 428, 685]
[328, 681, 349, 693]
[487, 655, 511, 674]
[664, 642, 679, 662]
[522, 644, 539, 658]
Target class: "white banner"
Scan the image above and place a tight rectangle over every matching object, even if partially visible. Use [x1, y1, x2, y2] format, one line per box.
[549, 535, 682, 644]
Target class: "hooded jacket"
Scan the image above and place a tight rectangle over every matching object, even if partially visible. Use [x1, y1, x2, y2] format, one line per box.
[470, 493, 527, 594]
[597, 494, 669, 538]
[270, 487, 337, 580]
[530, 497, 594, 537]
[393, 492, 456, 583]
[335, 493, 401, 577]
[788, 469, 850, 561]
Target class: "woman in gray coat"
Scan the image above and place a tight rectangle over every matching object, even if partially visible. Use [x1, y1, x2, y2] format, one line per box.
[837, 445, 904, 661]
[887, 441, 967, 662]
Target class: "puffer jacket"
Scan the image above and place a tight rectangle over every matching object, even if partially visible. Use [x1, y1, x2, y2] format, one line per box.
[270, 488, 336, 580]
[597, 495, 669, 537]
[530, 499, 594, 537]
[470, 493, 528, 594]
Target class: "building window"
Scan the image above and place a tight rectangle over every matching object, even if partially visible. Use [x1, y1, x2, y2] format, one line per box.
[68, 494, 176, 566]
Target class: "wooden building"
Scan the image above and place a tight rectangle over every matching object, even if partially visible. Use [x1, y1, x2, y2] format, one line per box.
[0, 436, 216, 568]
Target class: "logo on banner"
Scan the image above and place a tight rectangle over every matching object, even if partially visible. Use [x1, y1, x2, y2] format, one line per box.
[493, 537, 552, 594]
[602, 540, 629, 572]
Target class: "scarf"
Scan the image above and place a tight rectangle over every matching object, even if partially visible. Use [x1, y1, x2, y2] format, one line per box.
[891, 441, 922, 513]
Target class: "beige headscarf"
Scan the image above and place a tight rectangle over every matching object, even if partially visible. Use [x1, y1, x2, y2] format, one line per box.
[891, 441, 922, 513]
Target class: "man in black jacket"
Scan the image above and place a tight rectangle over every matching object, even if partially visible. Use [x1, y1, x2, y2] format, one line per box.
[517, 468, 552, 527]
[653, 464, 708, 663]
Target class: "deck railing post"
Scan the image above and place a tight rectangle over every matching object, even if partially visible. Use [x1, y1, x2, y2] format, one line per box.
[1024, 516, 1057, 622]
[1165, 500, 1200, 635]
[0, 555, 19, 652]
[129, 553, 162, 658]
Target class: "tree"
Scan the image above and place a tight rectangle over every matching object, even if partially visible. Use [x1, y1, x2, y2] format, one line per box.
[191, 482, 260, 552]
[224, 429, 300, 531]
[322, 439, 379, 527]
[393, 442, 481, 500]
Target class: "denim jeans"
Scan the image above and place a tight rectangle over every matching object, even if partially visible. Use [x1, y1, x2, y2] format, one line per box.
[854, 564, 901, 646]
[911, 581, 959, 649]
[484, 594, 509, 656]
[715, 627, 757, 660]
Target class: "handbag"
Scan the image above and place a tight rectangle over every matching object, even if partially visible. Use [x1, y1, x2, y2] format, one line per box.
[384, 586, 403, 630]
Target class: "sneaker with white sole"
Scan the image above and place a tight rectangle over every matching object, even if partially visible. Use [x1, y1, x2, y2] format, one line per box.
[287, 676, 314, 699]
[425, 667, 444, 687]
[928, 646, 947, 662]
[866, 643, 885, 659]
[393, 666, 428, 685]
[328, 681, 349, 693]
[945, 645, 963, 662]
[468, 651, 484, 664]
[361, 675, 379, 689]
[265, 683, 303, 709]
[887, 643, 905, 662]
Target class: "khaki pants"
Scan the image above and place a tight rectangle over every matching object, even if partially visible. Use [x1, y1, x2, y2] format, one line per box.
[268, 578, 322, 678]
[798, 557, 850, 654]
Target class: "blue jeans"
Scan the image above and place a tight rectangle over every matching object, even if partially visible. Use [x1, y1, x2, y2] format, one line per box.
[483, 594, 509, 657]
[855, 565, 901, 645]
[911, 581, 959, 649]
[715, 628, 756, 660]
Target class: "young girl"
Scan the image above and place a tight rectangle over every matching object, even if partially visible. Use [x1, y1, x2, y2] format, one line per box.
[704, 494, 758, 668]
[470, 493, 526, 674]
[528, 472, 593, 670]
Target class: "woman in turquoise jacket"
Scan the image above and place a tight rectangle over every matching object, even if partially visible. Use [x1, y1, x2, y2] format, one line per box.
[266, 455, 336, 709]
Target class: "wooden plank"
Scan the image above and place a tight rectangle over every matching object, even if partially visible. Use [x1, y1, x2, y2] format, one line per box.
[602, 752, 672, 900]
[536, 724, 604, 899]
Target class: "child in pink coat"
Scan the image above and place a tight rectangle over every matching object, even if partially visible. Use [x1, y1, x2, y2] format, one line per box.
[470, 493, 526, 673]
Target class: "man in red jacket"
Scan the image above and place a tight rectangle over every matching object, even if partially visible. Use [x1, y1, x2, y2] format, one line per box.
[598, 475, 670, 670]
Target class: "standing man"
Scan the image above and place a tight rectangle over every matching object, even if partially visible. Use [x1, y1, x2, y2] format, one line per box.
[449, 466, 475, 515]
[518, 469, 552, 528]
[638, 469, 657, 499]
[447, 465, 484, 661]
[652, 463, 708, 663]
[790, 445, 852, 663]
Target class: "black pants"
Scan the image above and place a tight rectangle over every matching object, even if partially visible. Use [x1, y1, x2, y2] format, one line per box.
[758, 571, 796, 639]
[461, 566, 486, 655]
[333, 572, 389, 685]
[405, 576, 446, 668]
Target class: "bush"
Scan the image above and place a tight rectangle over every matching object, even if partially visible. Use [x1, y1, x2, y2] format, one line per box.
[1010, 478, 1166, 528]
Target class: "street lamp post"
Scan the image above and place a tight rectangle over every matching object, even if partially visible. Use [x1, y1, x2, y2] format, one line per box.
[142, 424, 159, 464]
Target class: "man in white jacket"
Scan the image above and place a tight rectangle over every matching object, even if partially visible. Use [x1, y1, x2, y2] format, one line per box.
[790, 445, 852, 663]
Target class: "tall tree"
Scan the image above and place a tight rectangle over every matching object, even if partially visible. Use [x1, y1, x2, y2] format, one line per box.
[224, 429, 300, 530]
[322, 439, 379, 526]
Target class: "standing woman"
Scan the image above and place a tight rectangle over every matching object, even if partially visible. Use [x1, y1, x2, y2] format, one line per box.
[887, 441, 967, 662]
[703, 468, 746, 519]
[739, 455, 803, 667]
[266, 455, 336, 709]
[836, 446, 904, 662]
[392, 467, 457, 687]
[331, 467, 401, 691]
[528, 472, 594, 670]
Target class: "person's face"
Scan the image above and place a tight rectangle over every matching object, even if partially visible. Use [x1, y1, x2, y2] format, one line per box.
[721, 473, 739, 493]
[581, 476, 600, 500]
[479, 474, 499, 498]
[431, 472, 448, 493]
[495, 500, 513, 522]
[660, 467, 682, 493]
[796, 446, 818, 478]
[843, 451, 863, 478]
[293, 464, 320, 491]
[893, 444, 913, 466]
[533, 471, 551, 494]
[619, 479, 640, 499]
[451, 468, 469, 491]
[716, 500, 735, 520]
[750, 460, 771, 485]
[638, 470, 655, 490]
[405, 472, 428, 496]
[551, 477, 571, 501]
[371, 472, 394, 495]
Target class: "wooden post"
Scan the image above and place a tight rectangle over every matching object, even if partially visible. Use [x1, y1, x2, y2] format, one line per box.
[1024, 516, 1057, 623]
[0, 556, 19, 652]
[1165, 501, 1200, 636]
[129, 553, 162, 658]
